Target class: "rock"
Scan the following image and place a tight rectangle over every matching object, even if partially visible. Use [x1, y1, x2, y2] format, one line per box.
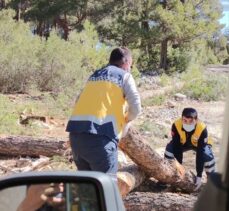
[174, 93, 187, 101]
[167, 100, 176, 108]
[144, 131, 151, 135]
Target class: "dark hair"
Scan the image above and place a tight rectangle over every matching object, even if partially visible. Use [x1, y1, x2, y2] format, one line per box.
[182, 108, 198, 119]
[109, 47, 131, 67]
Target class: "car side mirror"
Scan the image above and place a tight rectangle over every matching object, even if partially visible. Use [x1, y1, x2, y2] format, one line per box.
[0, 171, 125, 211]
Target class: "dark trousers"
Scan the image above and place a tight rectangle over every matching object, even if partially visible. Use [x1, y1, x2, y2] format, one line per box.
[69, 132, 118, 179]
[164, 140, 215, 174]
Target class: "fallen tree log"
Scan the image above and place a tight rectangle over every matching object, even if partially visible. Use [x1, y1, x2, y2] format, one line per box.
[119, 127, 196, 192]
[0, 136, 66, 157]
[124, 192, 197, 211]
[0, 129, 196, 192]
[0, 135, 146, 196]
[117, 164, 147, 197]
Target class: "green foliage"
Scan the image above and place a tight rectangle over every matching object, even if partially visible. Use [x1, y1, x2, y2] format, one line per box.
[68, 20, 108, 72]
[139, 119, 153, 132]
[137, 46, 160, 72]
[142, 94, 166, 107]
[0, 92, 72, 135]
[4, 0, 226, 74]
[167, 47, 190, 73]
[181, 65, 228, 101]
[159, 73, 173, 87]
[131, 66, 141, 79]
[0, 94, 41, 135]
[36, 33, 75, 92]
[41, 92, 72, 117]
[36, 21, 108, 92]
[223, 57, 229, 65]
[207, 47, 220, 64]
[0, 9, 41, 93]
[139, 120, 167, 139]
[180, 38, 225, 68]
[0, 0, 227, 95]
[0, 94, 19, 134]
[0, 11, 107, 94]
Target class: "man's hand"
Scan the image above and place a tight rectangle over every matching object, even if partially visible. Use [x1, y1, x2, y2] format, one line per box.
[17, 183, 65, 211]
[41, 183, 65, 206]
[194, 176, 202, 191]
[122, 121, 131, 138]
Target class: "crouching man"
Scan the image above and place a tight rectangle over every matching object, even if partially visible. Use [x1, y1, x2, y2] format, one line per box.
[164, 108, 215, 190]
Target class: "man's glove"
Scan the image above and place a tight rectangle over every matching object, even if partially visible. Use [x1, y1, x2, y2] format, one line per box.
[194, 176, 202, 191]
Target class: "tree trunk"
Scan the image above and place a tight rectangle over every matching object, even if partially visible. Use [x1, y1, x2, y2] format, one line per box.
[56, 15, 69, 40]
[0, 0, 5, 9]
[0, 136, 66, 157]
[118, 164, 147, 197]
[159, 38, 168, 70]
[119, 128, 196, 192]
[37, 21, 43, 37]
[141, 20, 152, 60]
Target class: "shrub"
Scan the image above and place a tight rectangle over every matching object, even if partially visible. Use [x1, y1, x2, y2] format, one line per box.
[36, 21, 108, 92]
[167, 47, 190, 74]
[0, 11, 108, 94]
[139, 120, 167, 139]
[142, 94, 166, 107]
[0, 9, 41, 93]
[181, 65, 228, 101]
[159, 73, 173, 86]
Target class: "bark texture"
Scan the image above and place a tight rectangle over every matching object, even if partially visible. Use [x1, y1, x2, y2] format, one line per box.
[124, 192, 196, 211]
[0, 136, 66, 157]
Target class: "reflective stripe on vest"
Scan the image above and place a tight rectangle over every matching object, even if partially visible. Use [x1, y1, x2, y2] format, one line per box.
[174, 118, 213, 147]
[68, 79, 127, 139]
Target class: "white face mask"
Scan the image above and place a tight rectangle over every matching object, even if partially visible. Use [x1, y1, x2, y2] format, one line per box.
[183, 123, 195, 132]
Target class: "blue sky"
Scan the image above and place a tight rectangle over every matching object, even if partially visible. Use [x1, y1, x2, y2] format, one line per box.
[220, 0, 229, 28]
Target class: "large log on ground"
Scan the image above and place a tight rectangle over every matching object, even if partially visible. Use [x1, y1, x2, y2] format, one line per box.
[0, 135, 146, 196]
[119, 128, 196, 192]
[124, 192, 197, 211]
[0, 136, 66, 157]
[117, 164, 147, 197]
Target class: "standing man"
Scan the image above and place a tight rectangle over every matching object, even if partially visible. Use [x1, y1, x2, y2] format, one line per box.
[164, 108, 215, 190]
[66, 47, 141, 180]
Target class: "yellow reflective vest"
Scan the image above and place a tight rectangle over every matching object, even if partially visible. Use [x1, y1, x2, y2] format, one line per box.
[66, 66, 128, 141]
[174, 118, 213, 147]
